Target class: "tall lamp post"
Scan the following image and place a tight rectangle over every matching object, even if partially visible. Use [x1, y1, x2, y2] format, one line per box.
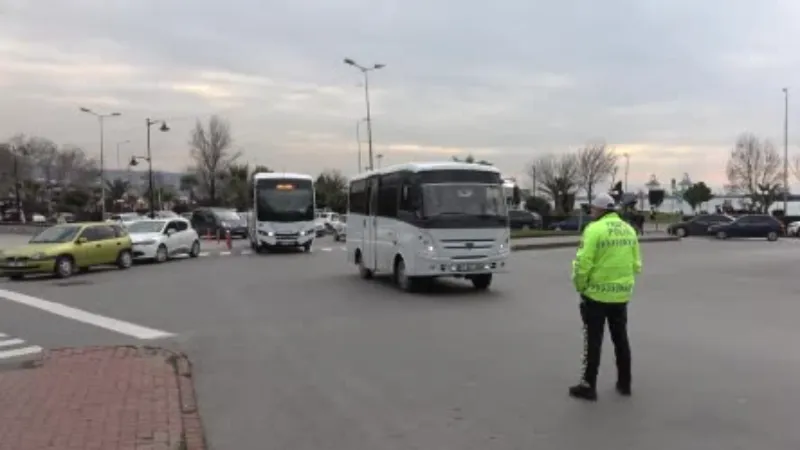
[344, 58, 385, 171]
[783, 87, 789, 213]
[130, 118, 169, 218]
[355, 118, 367, 173]
[80, 107, 121, 218]
[623, 152, 631, 192]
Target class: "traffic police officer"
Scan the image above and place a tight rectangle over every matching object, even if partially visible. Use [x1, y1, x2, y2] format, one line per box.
[570, 193, 642, 401]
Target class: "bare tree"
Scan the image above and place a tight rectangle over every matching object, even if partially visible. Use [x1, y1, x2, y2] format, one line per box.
[793, 155, 800, 183]
[530, 153, 579, 214]
[576, 142, 617, 202]
[726, 133, 782, 212]
[54, 145, 98, 188]
[188, 115, 240, 204]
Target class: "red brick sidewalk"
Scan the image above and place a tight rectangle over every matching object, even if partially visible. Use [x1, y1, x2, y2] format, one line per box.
[0, 346, 206, 450]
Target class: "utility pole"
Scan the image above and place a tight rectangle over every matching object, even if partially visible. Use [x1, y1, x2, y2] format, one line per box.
[344, 58, 385, 171]
[783, 87, 789, 213]
[623, 153, 631, 192]
[12, 149, 21, 215]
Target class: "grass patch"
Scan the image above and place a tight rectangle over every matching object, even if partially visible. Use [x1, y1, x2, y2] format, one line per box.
[511, 229, 580, 239]
[646, 212, 681, 224]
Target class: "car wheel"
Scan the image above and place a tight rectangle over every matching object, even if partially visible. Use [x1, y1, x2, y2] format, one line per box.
[716, 231, 727, 240]
[676, 227, 687, 238]
[189, 240, 201, 258]
[54, 255, 75, 278]
[357, 251, 372, 279]
[767, 231, 779, 241]
[471, 274, 493, 290]
[9, 274, 24, 281]
[394, 257, 410, 291]
[155, 245, 168, 263]
[303, 242, 312, 252]
[117, 250, 133, 269]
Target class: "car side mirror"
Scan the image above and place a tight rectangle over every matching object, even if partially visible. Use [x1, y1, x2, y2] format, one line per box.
[77, 237, 88, 244]
[166, 229, 175, 236]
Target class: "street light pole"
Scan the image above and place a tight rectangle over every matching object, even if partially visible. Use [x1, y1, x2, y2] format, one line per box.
[623, 153, 631, 192]
[344, 58, 385, 171]
[356, 120, 363, 173]
[783, 87, 789, 213]
[80, 107, 121, 218]
[145, 118, 170, 218]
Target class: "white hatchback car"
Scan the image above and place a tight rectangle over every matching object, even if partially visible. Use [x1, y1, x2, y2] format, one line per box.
[127, 218, 201, 263]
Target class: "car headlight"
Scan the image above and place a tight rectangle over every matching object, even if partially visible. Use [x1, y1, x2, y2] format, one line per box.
[418, 235, 437, 257]
[299, 230, 306, 236]
[30, 252, 48, 260]
[498, 234, 511, 252]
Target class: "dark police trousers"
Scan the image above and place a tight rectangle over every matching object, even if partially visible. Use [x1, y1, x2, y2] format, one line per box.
[579, 295, 631, 388]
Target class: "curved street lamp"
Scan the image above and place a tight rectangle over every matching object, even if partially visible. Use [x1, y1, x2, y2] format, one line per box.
[80, 107, 121, 217]
[344, 58, 385, 171]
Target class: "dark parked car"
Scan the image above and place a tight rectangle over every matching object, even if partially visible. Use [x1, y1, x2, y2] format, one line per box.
[190, 208, 248, 239]
[667, 214, 734, 237]
[708, 214, 784, 241]
[508, 210, 542, 230]
[548, 215, 592, 232]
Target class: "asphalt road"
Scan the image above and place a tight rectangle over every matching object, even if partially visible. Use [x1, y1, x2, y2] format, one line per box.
[1, 237, 799, 450]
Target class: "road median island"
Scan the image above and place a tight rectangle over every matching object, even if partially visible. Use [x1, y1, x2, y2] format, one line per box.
[0, 346, 207, 450]
[0, 224, 48, 236]
[511, 234, 680, 251]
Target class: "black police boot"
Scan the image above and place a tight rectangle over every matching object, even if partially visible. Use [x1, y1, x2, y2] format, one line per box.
[568, 382, 597, 401]
[615, 382, 631, 397]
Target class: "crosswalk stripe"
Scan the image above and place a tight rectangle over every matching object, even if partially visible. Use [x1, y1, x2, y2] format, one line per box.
[199, 252, 210, 257]
[241, 250, 252, 255]
[0, 338, 25, 348]
[321, 248, 333, 252]
[220, 252, 231, 256]
[0, 346, 43, 360]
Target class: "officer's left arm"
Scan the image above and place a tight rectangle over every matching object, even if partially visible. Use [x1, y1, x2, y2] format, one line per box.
[572, 226, 598, 293]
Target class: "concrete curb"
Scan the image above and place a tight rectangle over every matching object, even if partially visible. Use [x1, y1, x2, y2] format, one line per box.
[511, 235, 680, 252]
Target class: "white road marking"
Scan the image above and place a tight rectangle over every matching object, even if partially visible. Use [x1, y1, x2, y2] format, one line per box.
[199, 252, 210, 257]
[220, 251, 231, 256]
[0, 332, 6, 338]
[0, 338, 25, 348]
[321, 247, 332, 252]
[0, 288, 175, 340]
[0, 346, 43, 360]
[241, 250, 252, 255]
[340, 246, 346, 251]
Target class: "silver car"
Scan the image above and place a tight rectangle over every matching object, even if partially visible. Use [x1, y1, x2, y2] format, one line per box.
[333, 215, 347, 241]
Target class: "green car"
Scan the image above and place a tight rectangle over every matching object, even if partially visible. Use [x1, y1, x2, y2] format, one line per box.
[0, 222, 134, 280]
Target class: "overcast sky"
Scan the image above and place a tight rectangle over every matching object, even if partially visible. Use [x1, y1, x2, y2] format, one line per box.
[1, 0, 799, 191]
